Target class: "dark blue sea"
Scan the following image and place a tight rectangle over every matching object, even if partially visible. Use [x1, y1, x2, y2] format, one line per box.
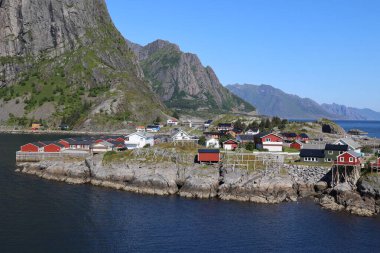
[1, 133, 380, 252]
[290, 119, 380, 138]
[335, 120, 380, 138]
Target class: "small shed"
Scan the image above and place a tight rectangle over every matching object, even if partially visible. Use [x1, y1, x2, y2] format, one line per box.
[290, 140, 303, 150]
[20, 142, 44, 152]
[198, 149, 220, 163]
[43, 143, 65, 153]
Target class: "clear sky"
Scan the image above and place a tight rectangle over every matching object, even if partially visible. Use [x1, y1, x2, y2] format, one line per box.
[105, 0, 380, 111]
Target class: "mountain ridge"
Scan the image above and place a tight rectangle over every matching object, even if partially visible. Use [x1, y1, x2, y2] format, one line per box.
[227, 84, 380, 120]
[127, 39, 255, 114]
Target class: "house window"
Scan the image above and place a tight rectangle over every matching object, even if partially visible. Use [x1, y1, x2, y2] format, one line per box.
[328, 151, 333, 155]
[266, 138, 271, 142]
[349, 157, 354, 162]
[326, 158, 332, 162]
[339, 151, 344, 155]
[340, 157, 344, 162]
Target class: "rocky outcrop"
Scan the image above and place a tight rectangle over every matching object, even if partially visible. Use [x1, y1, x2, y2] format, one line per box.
[177, 166, 220, 198]
[19, 155, 380, 216]
[219, 167, 297, 203]
[127, 39, 255, 113]
[16, 160, 90, 184]
[17, 155, 330, 202]
[319, 183, 378, 217]
[0, 0, 166, 127]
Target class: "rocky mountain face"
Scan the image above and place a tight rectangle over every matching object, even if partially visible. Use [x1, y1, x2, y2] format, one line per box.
[321, 103, 380, 121]
[127, 39, 255, 114]
[226, 84, 337, 119]
[0, 0, 166, 129]
[227, 84, 380, 120]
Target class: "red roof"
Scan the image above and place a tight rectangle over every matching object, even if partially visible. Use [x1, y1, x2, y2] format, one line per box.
[223, 139, 238, 144]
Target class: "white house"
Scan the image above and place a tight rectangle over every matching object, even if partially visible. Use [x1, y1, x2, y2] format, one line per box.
[91, 141, 114, 153]
[334, 138, 362, 154]
[125, 132, 154, 149]
[255, 132, 284, 152]
[171, 129, 198, 143]
[245, 128, 260, 135]
[167, 118, 179, 126]
[206, 138, 220, 149]
[136, 126, 146, 132]
[204, 120, 213, 129]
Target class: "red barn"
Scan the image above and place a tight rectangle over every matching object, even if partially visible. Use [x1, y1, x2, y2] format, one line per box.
[43, 143, 65, 153]
[20, 142, 45, 152]
[223, 140, 238, 151]
[198, 149, 220, 163]
[335, 151, 362, 166]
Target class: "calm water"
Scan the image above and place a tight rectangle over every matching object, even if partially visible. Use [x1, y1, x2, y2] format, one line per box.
[290, 119, 380, 138]
[335, 120, 380, 138]
[1, 133, 380, 252]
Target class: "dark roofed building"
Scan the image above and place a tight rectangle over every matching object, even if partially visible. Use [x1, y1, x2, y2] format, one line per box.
[300, 149, 325, 163]
[324, 144, 349, 163]
[236, 134, 255, 144]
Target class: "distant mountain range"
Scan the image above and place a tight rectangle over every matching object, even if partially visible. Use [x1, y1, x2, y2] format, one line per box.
[226, 84, 380, 120]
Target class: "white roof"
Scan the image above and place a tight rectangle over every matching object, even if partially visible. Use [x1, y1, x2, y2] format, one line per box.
[334, 138, 361, 149]
[126, 132, 154, 139]
[92, 141, 114, 148]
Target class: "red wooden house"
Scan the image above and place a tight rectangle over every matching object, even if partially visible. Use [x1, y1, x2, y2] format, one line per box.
[335, 151, 362, 166]
[20, 142, 45, 152]
[290, 140, 303, 150]
[198, 149, 220, 163]
[223, 139, 238, 151]
[43, 143, 65, 153]
[297, 133, 310, 143]
[255, 132, 283, 152]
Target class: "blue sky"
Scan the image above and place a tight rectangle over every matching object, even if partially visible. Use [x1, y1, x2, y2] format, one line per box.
[106, 0, 380, 111]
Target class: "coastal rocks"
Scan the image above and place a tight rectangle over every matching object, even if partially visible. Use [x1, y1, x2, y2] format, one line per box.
[285, 164, 330, 197]
[319, 183, 378, 217]
[177, 166, 220, 199]
[218, 168, 297, 203]
[17, 160, 90, 184]
[88, 155, 179, 196]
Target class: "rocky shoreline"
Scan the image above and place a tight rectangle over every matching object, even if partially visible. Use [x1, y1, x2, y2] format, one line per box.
[15, 155, 380, 217]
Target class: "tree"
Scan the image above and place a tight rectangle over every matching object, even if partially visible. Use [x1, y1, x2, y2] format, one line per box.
[153, 116, 161, 125]
[245, 142, 255, 151]
[247, 121, 259, 130]
[234, 119, 246, 130]
[172, 111, 180, 119]
[272, 116, 282, 127]
[264, 118, 271, 129]
[198, 136, 206, 146]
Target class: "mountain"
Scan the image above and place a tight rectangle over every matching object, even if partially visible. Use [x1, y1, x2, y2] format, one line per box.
[226, 84, 337, 119]
[0, 0, 166, 130]
[321, 104, 380, 121]
[127, 39, 255, 114]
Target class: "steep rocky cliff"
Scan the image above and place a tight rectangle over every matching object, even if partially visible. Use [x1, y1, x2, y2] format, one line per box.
[0, 0, 166, 129]
[127, 39, 255, 114]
